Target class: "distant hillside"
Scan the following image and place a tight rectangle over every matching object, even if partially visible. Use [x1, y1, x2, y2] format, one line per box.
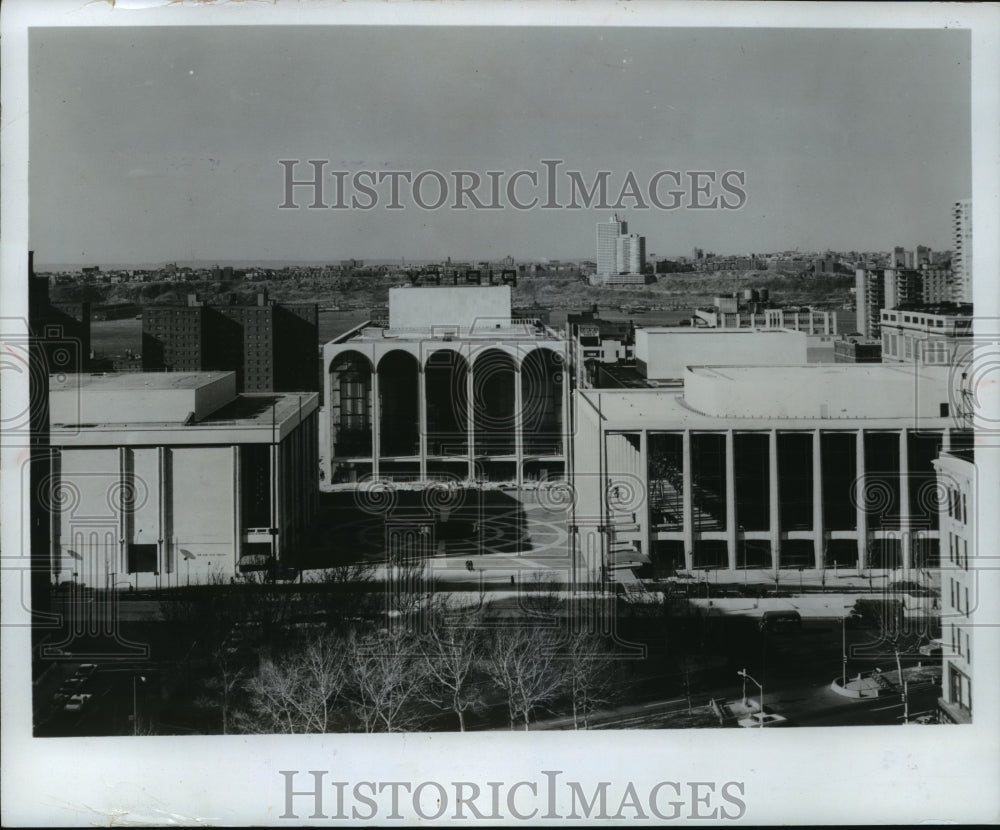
[50, 271, 854, 314]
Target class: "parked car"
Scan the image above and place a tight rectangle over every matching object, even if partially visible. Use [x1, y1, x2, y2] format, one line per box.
[63, 693, 92, 712]
[759, 610, 802, 633]
[919, 639, 945, 656]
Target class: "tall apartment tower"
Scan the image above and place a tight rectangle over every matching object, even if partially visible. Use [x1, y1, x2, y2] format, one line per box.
[854, 266, 886, 339]
[952, 199, 972, 303]
[616, 233, 646, 276]
[596, 213, 627, 278]
[142, 293, 318, 392]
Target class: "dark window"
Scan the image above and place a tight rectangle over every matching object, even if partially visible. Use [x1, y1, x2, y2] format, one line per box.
[127, 543, 157, 574]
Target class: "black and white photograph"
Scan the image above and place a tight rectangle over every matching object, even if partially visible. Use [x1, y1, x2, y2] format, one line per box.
[2, 1, 999, 825]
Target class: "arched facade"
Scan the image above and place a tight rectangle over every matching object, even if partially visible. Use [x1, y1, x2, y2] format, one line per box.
[472, 348, 516, 457]
[377, 350, 420, 458]
[321, 338, 569, 487]
[425, 349, 469, 457]
[328, 350, 373, 459]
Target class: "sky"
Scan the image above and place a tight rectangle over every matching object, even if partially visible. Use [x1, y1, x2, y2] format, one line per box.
[29, 26, 971, 267]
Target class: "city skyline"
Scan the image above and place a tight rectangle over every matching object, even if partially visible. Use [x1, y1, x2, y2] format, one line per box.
[29, 26, 970, 266]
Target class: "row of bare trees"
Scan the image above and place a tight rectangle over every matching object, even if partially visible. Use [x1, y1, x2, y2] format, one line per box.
[222, 595, 623, 734]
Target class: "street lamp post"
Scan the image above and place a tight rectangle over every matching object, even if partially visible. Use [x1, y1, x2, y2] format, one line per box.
[739, 526, 748, 588]
[736, 669, 764, 729]
[842, 614, 848, 688]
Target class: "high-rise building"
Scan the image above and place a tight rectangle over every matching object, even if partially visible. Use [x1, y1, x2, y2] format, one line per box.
[142, 292, 318, 392]
[921, 268, 955, 305]
[884, 268, 923, 311]
[855, 267, 886, 339]
[596, 214, 626, 278]
[616, 233, 646, 276]
[952, 199, 972, 303]
[596, 215, 647, 285]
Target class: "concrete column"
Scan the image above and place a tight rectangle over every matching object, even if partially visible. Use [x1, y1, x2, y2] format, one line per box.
[769, 430, 780, 571]
[639, 429, 650, 560]
[417, 364, 427, 481]
[232, 445, 242, 575]
[371, 367, 380, 480]
[813, 430, 824, 569]
[856, 429, 867, 572]
[118, 446, 127, 583]
[562, 348, 572, 477]
[899, 429, 911, 572]
[942, 427, 952, 453]
[514, 359, 524, 488]
[270, 443, 279, 561]
[725, 430, 737, 570]
[466, 352, 476, 481]
[682, 431, 694, 570]
[50, 450, 61, 582]
[157, 447, 168, 583]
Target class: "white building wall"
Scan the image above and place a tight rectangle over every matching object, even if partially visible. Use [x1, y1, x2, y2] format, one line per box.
[683, 365, 951, 420]
[388, 286, 511, 332]
[169, 447, 237, 583]
[128, 447, 160, 539]
[50, 372, 236, 426]
[635, 329, 807, 380]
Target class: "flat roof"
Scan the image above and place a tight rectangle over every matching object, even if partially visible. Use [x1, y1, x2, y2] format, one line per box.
[49, 391, 319, 441]
[685, 364, 947, 382]
[337, 323, 563, 343]
[637, 327, 804, 335]
[579, 363, 952, 427]
[51, 371, 232, 392]
[578, 388, 950, 429]
[197, 392, 317, 427]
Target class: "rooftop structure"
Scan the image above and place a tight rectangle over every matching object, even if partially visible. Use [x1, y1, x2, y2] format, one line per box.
[634, 328, 808, 381]
[879, 304, 974, 366]
[833, 337, 882, 364]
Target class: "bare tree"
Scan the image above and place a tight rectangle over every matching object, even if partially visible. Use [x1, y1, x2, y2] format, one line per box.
[344, 628, 429, 733]
[853, 597, 917, 723]
[307, 561, 379, 630]
[237, 635, 348, 734]
[204, 642, 246, 735]
[521, 571, 563, 620]
[418, 596, 484, 731]
[384, 558, 434, 627]
[564, 632, 618, 729]
[482, 625, 564, 731]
